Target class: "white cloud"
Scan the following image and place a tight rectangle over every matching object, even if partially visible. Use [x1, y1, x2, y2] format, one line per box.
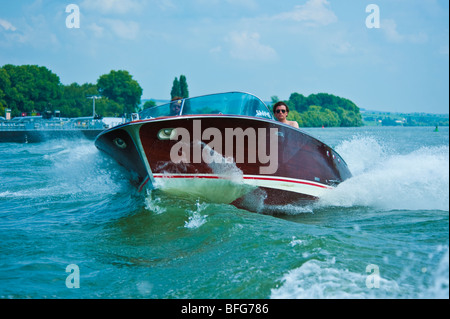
[157, 0, 177, 11]
[103, 19, 140, 40]
[87, 18, 140, 40]
[226, 0, 258, 10]
[0, 15, 60, 48]
[273, 0, 337, 26]
[0, 19, 17, 31]
[226, 31, 277, 62]
[88, 23, 105, 38]
[382, 19, 428, 44]
[81, 0, 144, 15]
[331, 40, 353, 55]
[381, 19, 403, 43]
[193, 0, 257, 10]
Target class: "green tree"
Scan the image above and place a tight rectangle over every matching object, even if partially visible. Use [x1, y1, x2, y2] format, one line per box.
[336, 107, 363, 127]
[283, 91, 363, 127]
[302, 106, 324, 127]
[1, 64, 62, 116]
[143, 100, 156, 109]
[301, 105, 341, 127]
[53, 83, 99, 117]
[170, 75, 189, 99]
[0, 68, 10, 114]
[56, 82, 127, 118]
[1, 65, 147, 118]
[271, 96, 279, 104]
[97, 70, 143, 115]
[289, 92, 308, 113]
[94, 98, 123, 117]
[179, 75, 189, 98]
[287, 110, 303, 127]
[170, 77, 180, 99]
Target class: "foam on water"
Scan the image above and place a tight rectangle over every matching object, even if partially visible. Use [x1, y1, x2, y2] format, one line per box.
[47, 140, 130, 197]
[270, 257, 401, 299]
[423, 246, 449, 299]
[144, 192, 209, 229]
[184, 201, 209, 229]
[270, 244, 450, 299]
[144, 194, 167, 215]
[1, 139, 129, 202]
[318, 136, 449, 211]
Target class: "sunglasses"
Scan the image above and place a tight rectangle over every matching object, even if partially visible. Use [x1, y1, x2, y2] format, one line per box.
[276, 109, 287, 114]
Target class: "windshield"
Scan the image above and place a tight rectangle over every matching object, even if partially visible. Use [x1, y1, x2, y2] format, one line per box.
[139, 92, 274, 120]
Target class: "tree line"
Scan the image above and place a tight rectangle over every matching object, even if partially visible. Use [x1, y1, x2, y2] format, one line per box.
[1, 64, 363, 127]
[363, 112, 449, 126]
[272, 92, 363, 127]
[0, 65, 142, 118]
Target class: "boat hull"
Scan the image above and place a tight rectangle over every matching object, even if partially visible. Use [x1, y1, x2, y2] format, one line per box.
[95, 115, 352, 209]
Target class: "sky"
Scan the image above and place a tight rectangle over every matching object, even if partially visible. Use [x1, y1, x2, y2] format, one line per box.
[0, 0, 448, 114]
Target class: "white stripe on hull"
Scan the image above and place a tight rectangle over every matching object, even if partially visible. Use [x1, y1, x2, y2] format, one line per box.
[151, 173, 333, 202]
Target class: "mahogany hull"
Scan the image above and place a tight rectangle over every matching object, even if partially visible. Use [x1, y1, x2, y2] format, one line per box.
[95, 115, 352, 210]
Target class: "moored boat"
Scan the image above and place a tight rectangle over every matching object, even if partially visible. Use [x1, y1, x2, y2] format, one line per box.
[95, 92, 352, 211]
[0, 115, 124, 143]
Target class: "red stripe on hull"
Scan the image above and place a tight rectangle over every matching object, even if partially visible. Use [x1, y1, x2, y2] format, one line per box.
[152, 174, 332, 189]
[151, 174, 330, 207]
